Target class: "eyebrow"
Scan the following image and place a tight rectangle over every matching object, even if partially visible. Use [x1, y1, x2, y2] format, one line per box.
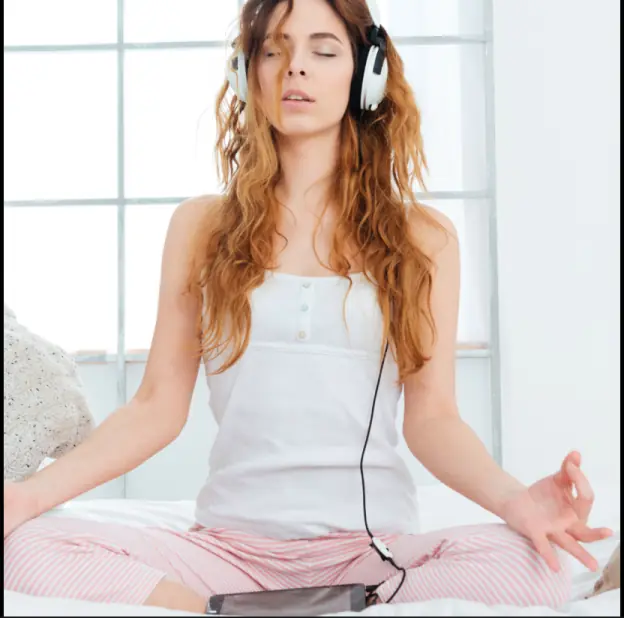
[264, 32, 344, 45]
[310, 32, 343, 44]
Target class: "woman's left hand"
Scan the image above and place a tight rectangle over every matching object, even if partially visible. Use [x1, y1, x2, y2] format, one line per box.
[499, 451, 613, 573]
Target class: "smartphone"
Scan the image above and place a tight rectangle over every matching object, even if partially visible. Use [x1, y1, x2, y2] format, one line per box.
[207, 583, 367, 616]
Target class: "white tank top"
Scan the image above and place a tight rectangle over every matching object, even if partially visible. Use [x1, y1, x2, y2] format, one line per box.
[194, 271, 418, 540]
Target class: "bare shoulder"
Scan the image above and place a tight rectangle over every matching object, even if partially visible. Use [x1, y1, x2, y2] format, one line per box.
[171, 194, 223, 230]
[166, 194, 223, 261]
[407, 203, 459, 264]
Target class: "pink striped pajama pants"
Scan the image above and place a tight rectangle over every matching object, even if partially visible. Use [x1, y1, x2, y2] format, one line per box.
[4, 516, 572, 609]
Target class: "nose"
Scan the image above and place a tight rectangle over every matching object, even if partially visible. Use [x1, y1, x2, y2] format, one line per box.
[286, 47, 307, 77]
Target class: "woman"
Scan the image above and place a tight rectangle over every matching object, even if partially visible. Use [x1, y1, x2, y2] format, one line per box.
[3, 0, 612, 613]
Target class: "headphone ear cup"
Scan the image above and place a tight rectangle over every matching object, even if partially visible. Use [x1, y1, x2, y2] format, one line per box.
[360, 46, 388, 111]
[349, 44, 388, 114]
[349, 44, 371, 115]
[227, 50, 248, 103]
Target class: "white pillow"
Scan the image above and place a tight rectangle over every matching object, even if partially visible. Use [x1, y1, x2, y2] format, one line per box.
[3, 304, 95, 482]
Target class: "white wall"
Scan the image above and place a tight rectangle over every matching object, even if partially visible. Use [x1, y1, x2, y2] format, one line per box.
[492, 1, 620, 486]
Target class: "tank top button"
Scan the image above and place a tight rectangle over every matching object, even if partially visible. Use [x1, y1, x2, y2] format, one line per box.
[297, 330, 308, 340]
[301, 303, 309, 312]
[302, 282, 311, 288]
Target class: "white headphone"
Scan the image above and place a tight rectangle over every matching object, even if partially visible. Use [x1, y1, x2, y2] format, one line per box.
[226, 0, 388, 113]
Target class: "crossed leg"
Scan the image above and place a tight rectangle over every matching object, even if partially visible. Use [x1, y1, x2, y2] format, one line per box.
[341, 523, 572, 609]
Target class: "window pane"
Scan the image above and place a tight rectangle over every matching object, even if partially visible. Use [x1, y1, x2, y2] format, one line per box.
[4, 52, 118, 201]
[124, 48, 226, 198]
[397, 44, 487, 193]
[378, 0, 484, 38]
[3, 206, 118, 354]
[125, 204, 176, 351]
[421, 199, 490, 344]
[4, 0, 117, 46]
[124, 0, 239, 43]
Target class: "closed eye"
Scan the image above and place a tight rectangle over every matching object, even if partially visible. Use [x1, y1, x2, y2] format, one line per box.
[315, 52, 337, 57]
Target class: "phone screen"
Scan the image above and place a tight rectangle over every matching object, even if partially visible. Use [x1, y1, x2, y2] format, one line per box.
[211, 584, 365, 616]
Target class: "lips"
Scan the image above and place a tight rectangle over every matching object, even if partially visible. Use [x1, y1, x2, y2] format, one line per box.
[282, 89, 315, 102]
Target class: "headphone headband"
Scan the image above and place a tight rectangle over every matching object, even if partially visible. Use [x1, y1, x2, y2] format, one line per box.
[365, 0, 382, 28]
[228, 0, 383, 49]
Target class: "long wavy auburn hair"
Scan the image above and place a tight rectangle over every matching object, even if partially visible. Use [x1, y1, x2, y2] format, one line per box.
[188, 0, 446, 382]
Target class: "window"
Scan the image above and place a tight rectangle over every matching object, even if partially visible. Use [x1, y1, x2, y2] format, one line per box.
[4, 0, 500, 496]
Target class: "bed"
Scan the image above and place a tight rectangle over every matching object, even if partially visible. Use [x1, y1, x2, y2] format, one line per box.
[4, 485, 620, 616]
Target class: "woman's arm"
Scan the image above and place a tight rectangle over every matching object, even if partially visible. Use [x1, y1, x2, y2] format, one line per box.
[403, 207, 525, 518]
[403, 207, 609, 572]
[19, 195, 218, 519]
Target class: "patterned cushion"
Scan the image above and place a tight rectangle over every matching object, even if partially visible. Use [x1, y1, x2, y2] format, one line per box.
[4, 304, 95, 481]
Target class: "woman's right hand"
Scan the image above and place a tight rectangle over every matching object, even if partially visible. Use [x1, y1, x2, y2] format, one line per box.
[4, 481, 39, 539]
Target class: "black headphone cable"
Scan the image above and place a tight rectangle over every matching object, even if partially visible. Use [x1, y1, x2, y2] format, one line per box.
[360, 340, 407, 605]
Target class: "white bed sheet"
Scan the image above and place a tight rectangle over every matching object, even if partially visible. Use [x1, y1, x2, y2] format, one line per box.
[4, 485, 620, 617]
